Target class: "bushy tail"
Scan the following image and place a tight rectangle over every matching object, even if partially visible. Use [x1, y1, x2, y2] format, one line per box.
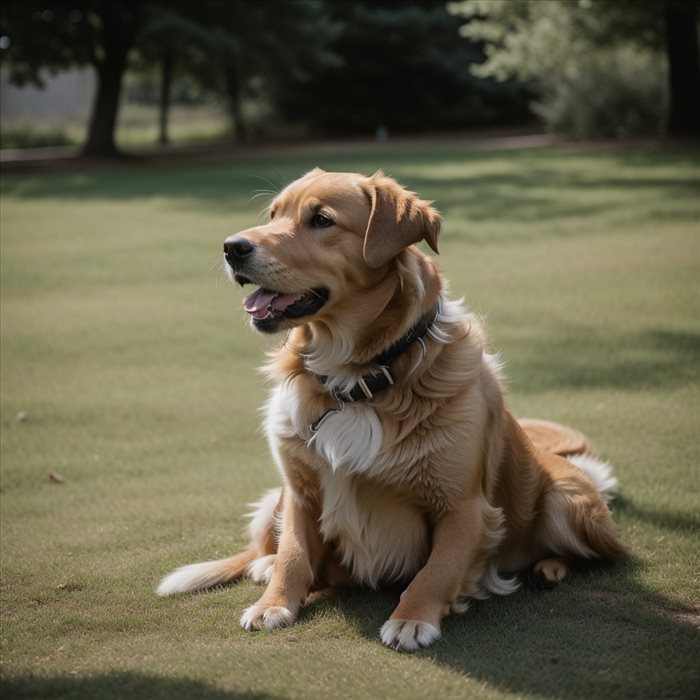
[519, 417, 619, 501]
[569, 483, 629, 561]
[567, 452, 618, 502]
[157, 487, 282, 597]
[156, 549, 257, 596]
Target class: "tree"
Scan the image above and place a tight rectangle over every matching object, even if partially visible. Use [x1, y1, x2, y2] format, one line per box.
[126, 2, 235, 145]
[450, 0, 700, 138]
[272, 0, 531, 136]
[85, 2, 141, 155]
[175, 0, 339, 142]
[663, 1, 700, 136]
[0, 1, 336, 154]
[1, 1, 146, 157]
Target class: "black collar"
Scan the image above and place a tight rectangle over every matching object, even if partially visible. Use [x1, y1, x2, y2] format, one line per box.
[314, 304, 439, 405]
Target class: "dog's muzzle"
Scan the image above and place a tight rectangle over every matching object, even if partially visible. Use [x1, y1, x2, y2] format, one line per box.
[223, 234, 329, 332]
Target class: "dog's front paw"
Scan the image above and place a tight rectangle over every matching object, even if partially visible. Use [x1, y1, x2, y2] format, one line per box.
[240, 604, 295, 631]
[380, 618, 441, 652]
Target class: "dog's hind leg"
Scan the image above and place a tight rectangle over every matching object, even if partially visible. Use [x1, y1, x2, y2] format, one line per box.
[532, 557, 571, 585]
[534, 466, 627, 575]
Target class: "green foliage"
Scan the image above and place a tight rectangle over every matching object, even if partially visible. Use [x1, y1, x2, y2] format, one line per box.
[178, 0, 339, 137]
[531, 44, 667, 138]
[450, 0, 677, 137]
[1, 143, 699, 698]
[0, 1, 340, 147]
[0, 125, 75, 149]
[453, 0, 579, 83]
[0, 3, 89, 85]
[0, 1, 144, 85]
[272, 0, 531, 135]
[130, 1, 337, 98]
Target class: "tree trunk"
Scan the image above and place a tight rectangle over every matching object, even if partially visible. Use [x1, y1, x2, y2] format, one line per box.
[84, 59, 127, 157]
[159, 46, 174, 146]
[83, 4, 139, 157]
[664, 1, 700, 137]
[224, 64, 247, 142]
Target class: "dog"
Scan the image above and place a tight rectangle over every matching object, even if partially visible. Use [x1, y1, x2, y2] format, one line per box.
[158, 169, 627, 651]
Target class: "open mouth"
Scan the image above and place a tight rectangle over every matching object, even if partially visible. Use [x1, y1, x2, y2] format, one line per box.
[239, 279, 329, 332]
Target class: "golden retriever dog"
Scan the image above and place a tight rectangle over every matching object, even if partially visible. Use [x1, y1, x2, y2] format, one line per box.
[158, 169, 627, 651]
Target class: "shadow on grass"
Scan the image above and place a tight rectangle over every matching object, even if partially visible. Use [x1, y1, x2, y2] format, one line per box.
[0, 672, 277, 700]
[324, 543, 699, 699]
[509, 329, 700, 393]
[616, 495, 700, 533]
[1, 146, 698, 224]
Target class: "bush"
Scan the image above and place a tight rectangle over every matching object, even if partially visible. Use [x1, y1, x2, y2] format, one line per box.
[532, 44, 667, 139]
[273, 1, 532, 136]
[0, 126, 76, 149]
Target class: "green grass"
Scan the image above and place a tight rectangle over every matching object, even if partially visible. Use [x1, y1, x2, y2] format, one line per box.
[1, 141, 699, 699]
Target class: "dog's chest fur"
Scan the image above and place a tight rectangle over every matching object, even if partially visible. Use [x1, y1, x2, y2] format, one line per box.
[265, 381, 430, 586]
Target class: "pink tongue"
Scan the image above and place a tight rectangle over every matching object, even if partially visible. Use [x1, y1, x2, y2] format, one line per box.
[243, 288, 302, 318]
[243, 288, 277, 316]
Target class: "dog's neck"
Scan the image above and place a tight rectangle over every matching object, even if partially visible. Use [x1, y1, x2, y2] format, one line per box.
[298, 249, 442, 388]
[318, 303, 440, 405]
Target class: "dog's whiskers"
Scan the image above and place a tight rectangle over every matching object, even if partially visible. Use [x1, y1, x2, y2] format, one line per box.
[250, 190, 276, 205]
[250, 175, 283, 197]
[207, 256, 229, 281]
[249, 176, 283, 218]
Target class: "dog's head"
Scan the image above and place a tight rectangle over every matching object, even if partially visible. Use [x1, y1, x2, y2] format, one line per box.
[223, 169, 441, 333]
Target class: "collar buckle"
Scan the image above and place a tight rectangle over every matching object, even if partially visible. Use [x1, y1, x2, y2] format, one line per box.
[380, 365, 395, 386]
[310, 398, 345, 433]
[357, 377, 374, 400]
[314, 303, 438, 408]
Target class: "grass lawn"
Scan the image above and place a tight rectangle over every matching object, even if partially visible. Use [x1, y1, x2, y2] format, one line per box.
[1, 141, 699, 699]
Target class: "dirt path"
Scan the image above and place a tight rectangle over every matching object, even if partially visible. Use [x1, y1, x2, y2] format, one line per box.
[0, 128, 562, 175]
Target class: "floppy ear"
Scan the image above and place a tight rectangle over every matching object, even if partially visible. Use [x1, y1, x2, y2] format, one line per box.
[362, 172, 441, 268]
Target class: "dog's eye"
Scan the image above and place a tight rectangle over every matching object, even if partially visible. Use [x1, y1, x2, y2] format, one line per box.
[310, 213, 334, 229]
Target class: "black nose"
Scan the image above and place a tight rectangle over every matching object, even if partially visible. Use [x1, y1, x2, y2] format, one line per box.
[223, 237, 255, 266]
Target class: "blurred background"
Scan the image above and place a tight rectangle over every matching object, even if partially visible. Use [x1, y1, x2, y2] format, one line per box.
[1, 0, 698, 157]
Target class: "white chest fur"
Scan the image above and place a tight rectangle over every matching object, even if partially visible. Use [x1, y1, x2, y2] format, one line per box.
[309, 402, 384, 475]
[264, 382, 429, 587]
[265, 381, 384, 474]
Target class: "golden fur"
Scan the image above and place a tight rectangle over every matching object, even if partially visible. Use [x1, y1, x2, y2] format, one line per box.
[158, 169, 627, 651]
